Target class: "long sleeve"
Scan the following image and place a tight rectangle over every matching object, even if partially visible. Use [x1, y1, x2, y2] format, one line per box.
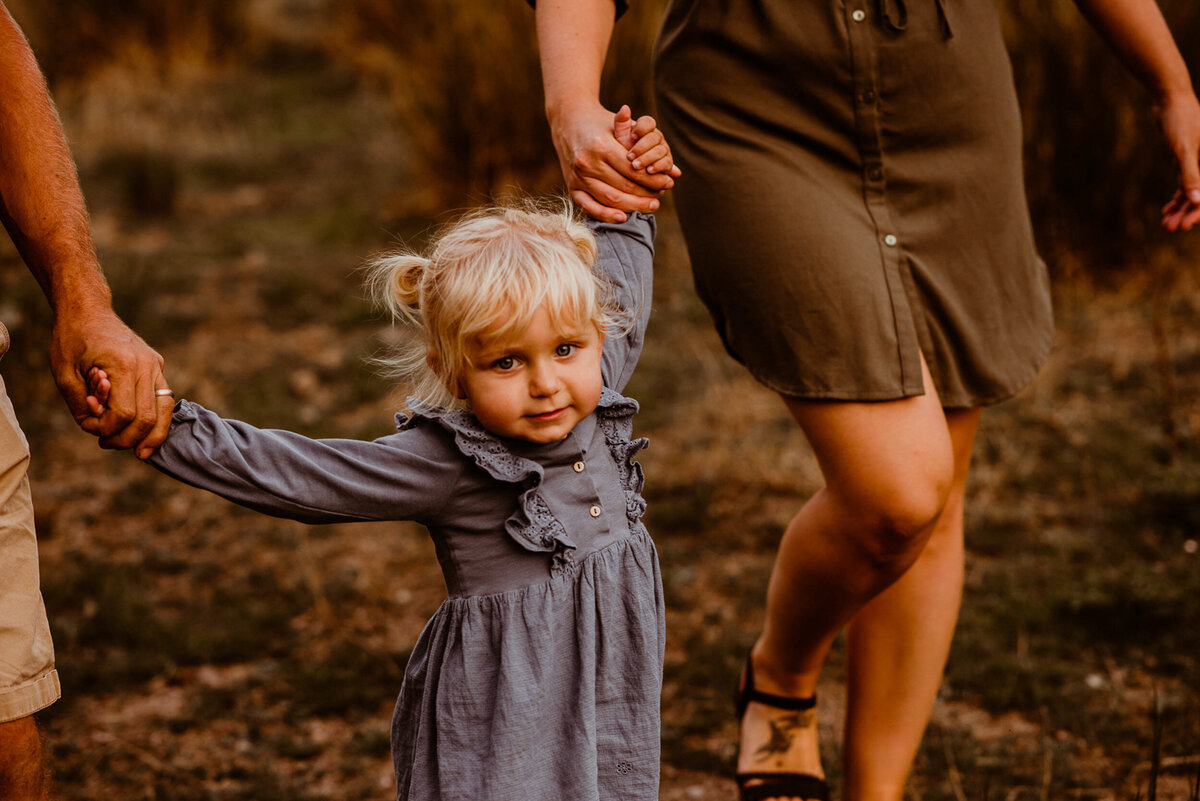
[149, 400, 462, 525]
[590, 212, 655, 393]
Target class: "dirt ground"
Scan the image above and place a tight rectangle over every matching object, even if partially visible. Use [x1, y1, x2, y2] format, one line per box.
[2, 1, 1198, 798]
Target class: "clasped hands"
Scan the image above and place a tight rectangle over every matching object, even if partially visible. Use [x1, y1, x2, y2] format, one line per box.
[552, 102, 682, 224]
[53, 306, 174, 460]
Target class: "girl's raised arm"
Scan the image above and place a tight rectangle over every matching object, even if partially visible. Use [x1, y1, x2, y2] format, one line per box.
[536, 0, 673, 222]
[591, 213, 655, 392]
[1071, 0, 1200, 230]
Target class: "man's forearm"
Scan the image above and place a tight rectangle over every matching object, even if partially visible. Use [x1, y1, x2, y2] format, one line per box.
[0, 2, 110, 317]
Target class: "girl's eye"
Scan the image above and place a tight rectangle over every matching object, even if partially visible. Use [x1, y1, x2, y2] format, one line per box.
[493, 356, 516, 370]
[555, 344, 576, 357]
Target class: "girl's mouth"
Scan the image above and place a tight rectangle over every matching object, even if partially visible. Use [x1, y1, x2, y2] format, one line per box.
[529, 407, 567, 421]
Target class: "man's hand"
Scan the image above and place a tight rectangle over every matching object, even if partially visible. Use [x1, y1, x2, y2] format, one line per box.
[51, 306, 172, 458]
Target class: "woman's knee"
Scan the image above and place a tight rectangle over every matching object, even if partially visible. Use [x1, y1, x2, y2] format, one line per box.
[840, 464, 954, 572]
[788, 389, 959, 572]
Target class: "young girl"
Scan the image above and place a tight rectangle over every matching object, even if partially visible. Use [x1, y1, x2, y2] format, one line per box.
[90, 111, 673, 801]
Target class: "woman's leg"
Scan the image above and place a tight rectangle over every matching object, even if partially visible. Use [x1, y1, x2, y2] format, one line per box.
[738, 358, 957, 797]
[840, 407, 981, 801]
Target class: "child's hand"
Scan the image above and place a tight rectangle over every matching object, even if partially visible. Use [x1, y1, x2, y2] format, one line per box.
[612, 105, 682, 182]
[86, 364, 174, 459]
[86, 366, 112, 416]
[613, 104, 638, 150]
[628, 118, 681, 178]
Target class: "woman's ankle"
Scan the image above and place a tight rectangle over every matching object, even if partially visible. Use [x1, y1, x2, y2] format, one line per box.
[749, 642, 821, 698]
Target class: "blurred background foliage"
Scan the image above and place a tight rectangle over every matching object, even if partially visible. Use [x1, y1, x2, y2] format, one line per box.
[1, 1, 1198, 798]
[10, 0, 249, 82]
[9, 0, 1199, 274]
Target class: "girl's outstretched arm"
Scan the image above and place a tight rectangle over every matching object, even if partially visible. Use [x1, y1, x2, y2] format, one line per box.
[536, 0, 675, 222]
[1071, 0, 1200, 230]
[147, 401, 461, 525]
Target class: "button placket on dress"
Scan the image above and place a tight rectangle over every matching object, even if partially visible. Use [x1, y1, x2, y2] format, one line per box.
[571, 458, 605, 522]
[542, 441, 610, 539]
[843, 2, 925, 395]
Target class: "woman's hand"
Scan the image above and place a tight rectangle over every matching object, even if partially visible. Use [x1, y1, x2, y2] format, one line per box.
[1158, 89, 1200, 232]
[549, 99, 678, 223]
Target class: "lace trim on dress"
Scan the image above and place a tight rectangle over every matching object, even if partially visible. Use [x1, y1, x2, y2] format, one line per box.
[595, 388, 649, 524]
[394, 388, 644, 570]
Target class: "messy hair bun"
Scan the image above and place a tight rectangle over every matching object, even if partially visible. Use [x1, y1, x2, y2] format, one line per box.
[368, 253, 430, 325]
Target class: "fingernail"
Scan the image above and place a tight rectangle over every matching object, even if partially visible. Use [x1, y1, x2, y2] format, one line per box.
[1189, 189, 1200, 203]
[632, 160, 642, 169]
[649, 200, 660, 211]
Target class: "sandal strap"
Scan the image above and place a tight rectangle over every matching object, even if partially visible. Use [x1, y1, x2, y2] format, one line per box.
[736, 654, 818, 718]
[737, 772, 830, 801]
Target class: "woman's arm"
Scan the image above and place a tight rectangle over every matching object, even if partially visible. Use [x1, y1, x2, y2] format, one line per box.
[536, 0, 675, 222]
[1072, 0, 1200, 230]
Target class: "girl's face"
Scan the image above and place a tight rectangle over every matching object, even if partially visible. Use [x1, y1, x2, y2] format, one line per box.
[456, 304, 604, 443]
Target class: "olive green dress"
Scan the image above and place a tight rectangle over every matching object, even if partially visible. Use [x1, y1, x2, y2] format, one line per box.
[654, 0, 1054, 407]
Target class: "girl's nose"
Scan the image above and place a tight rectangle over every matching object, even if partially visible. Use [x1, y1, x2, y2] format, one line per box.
[528, 361, 562, 396]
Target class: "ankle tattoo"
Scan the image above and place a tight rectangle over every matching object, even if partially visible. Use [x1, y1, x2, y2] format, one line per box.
[751, 709, 816, 762]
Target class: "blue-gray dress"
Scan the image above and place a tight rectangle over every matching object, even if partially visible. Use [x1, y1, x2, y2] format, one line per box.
[149, 214, 665, 801]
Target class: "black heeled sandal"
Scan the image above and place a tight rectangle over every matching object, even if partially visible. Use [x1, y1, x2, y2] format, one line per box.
[735, 655, 830, 801]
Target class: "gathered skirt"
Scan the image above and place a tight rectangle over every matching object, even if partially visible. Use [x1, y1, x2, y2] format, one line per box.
[390, 528, 665, 801]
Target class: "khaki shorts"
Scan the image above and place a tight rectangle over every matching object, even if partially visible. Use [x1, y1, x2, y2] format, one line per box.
[0, 323, 60, 722]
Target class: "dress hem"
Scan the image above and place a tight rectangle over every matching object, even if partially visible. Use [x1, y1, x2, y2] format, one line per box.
[743, 328, 1054, 410]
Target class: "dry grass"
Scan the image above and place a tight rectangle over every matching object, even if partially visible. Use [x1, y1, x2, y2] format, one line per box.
[325, 0, 666, 214]
[1, 1, 1199, 799]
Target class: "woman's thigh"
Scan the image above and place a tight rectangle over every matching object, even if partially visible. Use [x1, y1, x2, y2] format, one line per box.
[782, 357, 955, 533]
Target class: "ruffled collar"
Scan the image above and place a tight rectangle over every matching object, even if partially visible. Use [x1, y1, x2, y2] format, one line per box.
[394, 388, 645, 572]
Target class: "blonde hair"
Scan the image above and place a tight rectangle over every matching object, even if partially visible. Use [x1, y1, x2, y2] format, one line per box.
[368, 198, 618, 410]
